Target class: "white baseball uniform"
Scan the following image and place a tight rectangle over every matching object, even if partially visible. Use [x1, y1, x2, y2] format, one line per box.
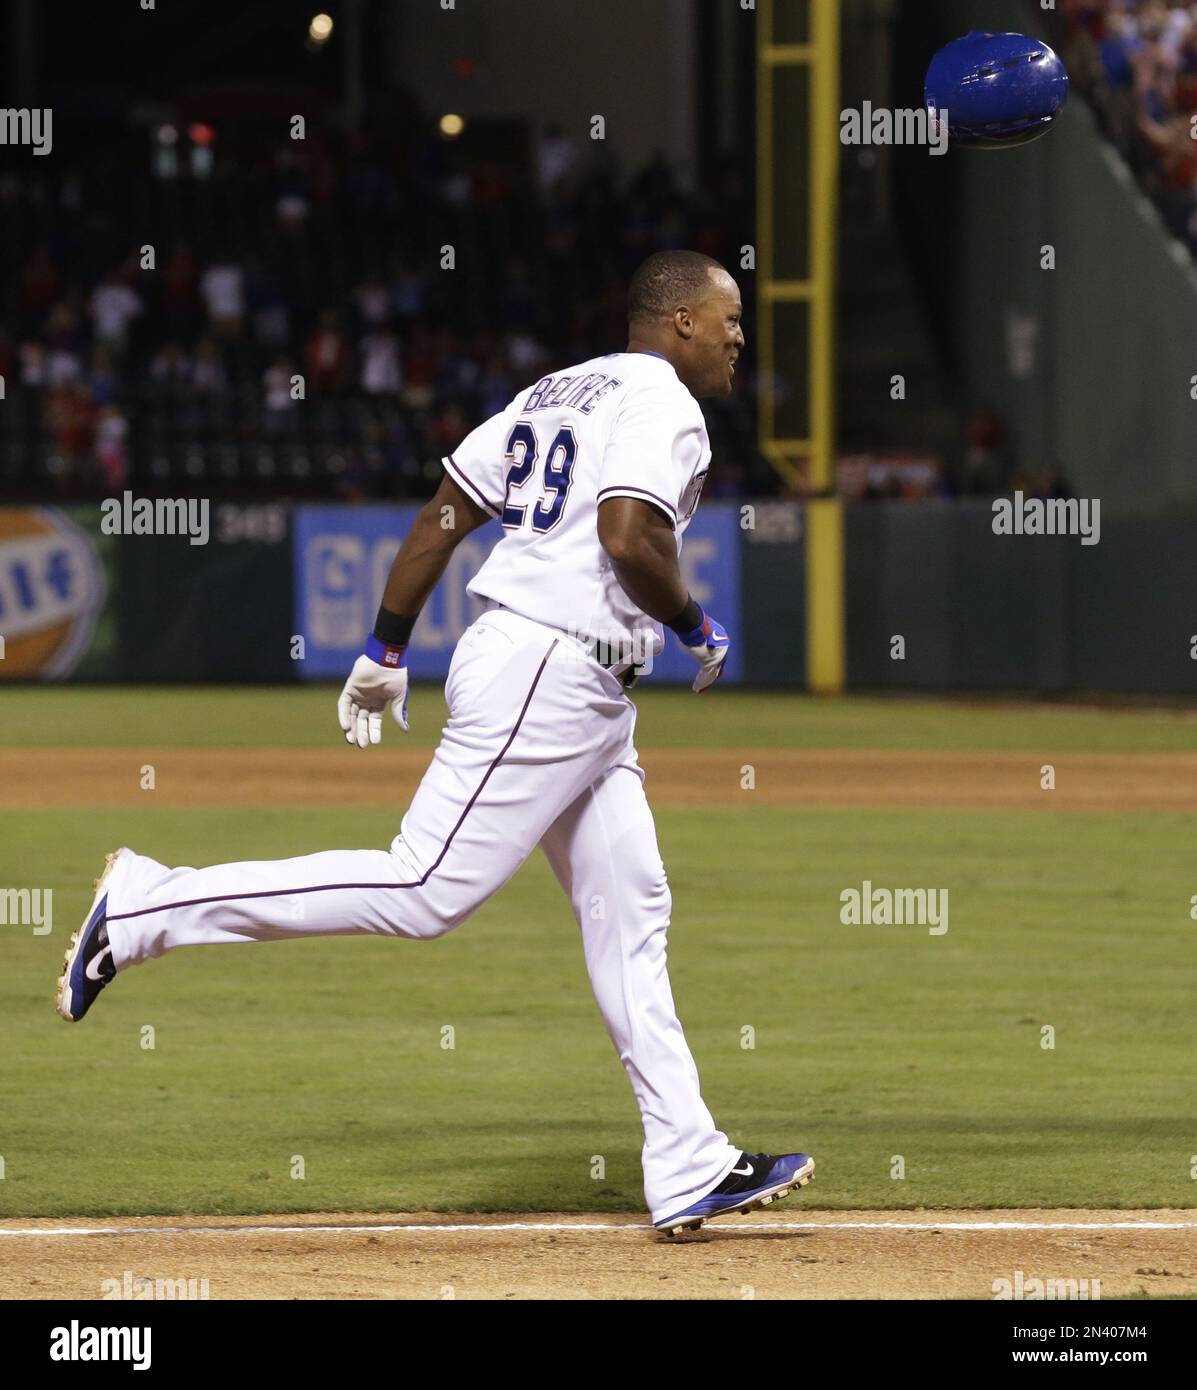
[103, 350, 739, 1222]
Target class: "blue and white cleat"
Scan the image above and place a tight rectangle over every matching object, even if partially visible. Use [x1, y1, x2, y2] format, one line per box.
[654, 1151, 815, 1236]
[55, 849, 127, 1022]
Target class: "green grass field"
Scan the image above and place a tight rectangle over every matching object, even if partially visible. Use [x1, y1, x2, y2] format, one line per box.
[4, 684, 1197, 749]
[1, 687, 1194, 1217]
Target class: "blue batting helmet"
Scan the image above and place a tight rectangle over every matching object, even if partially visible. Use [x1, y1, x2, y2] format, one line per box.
[925, 31, 1069, 148]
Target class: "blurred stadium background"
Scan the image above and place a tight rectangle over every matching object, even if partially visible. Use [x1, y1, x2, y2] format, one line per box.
[0, 0, 1194, 694]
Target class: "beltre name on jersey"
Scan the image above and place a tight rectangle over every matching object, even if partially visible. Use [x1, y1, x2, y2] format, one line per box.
[443, 351, 711, 664]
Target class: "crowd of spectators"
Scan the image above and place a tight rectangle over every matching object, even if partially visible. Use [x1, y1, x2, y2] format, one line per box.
[0, 109, 768, 501]
[1057, 0, 1197, 251]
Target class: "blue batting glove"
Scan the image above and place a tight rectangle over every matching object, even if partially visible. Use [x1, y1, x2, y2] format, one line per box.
[677, 609, 730, 693]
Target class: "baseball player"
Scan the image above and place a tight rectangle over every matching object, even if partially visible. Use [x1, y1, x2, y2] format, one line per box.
[56, 250, 814, 1234]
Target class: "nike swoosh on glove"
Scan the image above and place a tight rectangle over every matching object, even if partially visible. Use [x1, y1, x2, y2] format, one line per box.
[677, 610, 730, 694]
[337, 643, 410, 749]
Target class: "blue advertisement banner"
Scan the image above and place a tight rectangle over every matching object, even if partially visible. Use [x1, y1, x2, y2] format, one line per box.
[293, 503, 742, 684]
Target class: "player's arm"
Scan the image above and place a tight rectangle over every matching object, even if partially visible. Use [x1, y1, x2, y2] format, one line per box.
[597, 496, 729, 693]
[597, 496, 689, 616]
[337, 475, 492, 749]
[378, 474, 492, 616]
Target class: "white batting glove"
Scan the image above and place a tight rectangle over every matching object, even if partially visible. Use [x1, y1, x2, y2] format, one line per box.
[676, 608, 731, 693]
[337, 643, 410, 749]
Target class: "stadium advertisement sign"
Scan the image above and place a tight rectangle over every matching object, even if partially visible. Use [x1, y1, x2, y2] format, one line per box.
[292, 503, 743, 684]
[0, 507, 113, 680]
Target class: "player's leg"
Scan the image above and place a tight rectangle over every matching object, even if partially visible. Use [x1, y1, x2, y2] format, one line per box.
[538, 759, 740, 1225]
[102, 612, 634, 970]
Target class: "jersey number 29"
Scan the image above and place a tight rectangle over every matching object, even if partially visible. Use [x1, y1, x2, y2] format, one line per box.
[500, 421, 577, 533]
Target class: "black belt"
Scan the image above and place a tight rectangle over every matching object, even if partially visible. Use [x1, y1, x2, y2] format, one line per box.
[483, 602, 643, 687]
[584, 635, 644, 689]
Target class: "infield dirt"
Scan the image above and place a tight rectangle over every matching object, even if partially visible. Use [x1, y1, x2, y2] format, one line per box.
[2, 1209, 1194, 1300]
[5, 747, 1195, 813]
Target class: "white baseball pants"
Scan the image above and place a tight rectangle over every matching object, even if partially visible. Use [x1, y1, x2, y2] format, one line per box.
[104, 606, 739, 1221]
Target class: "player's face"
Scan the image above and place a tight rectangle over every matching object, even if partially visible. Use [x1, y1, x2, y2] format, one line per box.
[688, 271, 744, 397]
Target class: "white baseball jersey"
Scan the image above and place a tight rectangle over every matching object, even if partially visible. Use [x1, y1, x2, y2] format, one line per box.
[442, 350, 711, 654]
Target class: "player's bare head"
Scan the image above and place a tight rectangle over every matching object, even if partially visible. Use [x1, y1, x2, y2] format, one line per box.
[627, 251, 743, 398]
[628, 251, 726, 325]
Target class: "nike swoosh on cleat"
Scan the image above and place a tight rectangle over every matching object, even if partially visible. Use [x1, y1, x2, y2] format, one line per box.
[731, 1162, 755, 1176]
[84, 945, 113, 982]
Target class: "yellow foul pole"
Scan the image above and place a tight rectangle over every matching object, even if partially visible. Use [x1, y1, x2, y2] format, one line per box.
[757, 0, 844, 693]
